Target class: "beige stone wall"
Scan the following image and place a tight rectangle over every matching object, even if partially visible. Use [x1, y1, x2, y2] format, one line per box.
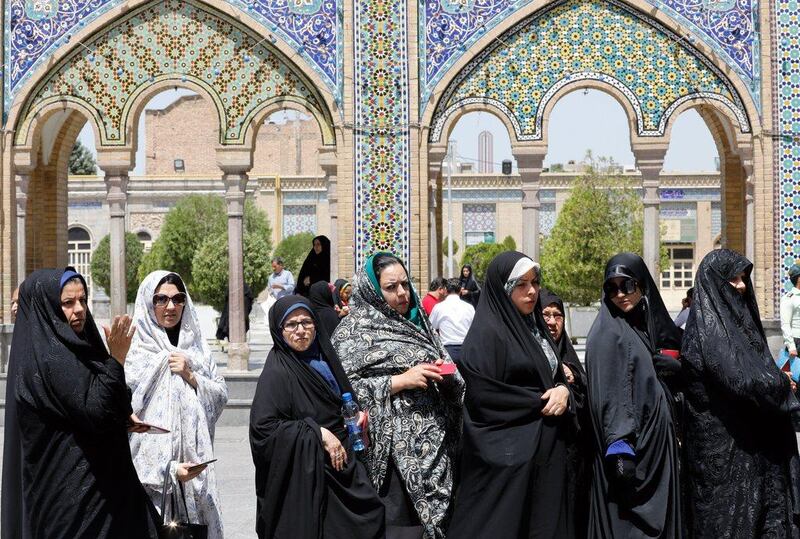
[145, 95, 323, 176]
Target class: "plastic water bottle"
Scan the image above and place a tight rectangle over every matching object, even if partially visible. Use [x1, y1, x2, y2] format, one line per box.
[341, 392, 365, 452]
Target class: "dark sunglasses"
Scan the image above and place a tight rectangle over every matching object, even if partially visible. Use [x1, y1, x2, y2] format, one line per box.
[152, 293, 187, 307]
[603, 278, 638, 297]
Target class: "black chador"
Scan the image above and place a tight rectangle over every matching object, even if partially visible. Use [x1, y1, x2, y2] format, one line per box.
[249, 296, 384, 538]
[585, 253, 682, 538]
[13, 269, 158, 538]
[448, 252, 574, 539]
[682, 250, 800, 538]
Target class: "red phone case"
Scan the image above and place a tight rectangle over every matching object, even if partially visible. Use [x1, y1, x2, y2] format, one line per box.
[439, 363, 457, 375]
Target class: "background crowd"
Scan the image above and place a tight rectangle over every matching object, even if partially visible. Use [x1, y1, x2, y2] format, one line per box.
[3, 232, 800, 539]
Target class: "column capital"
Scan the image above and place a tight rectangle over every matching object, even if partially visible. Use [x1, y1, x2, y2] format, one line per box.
[103, 171, 129, 218]
[632, 143, 668, 183]
[96, 147, 134, 174]
[216, 146, 253, 175]
[319, 146, 338, 176]
[223, 171, 248, 217]
[511, 143, 547, 174]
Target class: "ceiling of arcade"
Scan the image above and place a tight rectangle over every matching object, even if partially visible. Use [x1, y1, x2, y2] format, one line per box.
[14, 0, 331, 147]
[429, 0, 750, 144]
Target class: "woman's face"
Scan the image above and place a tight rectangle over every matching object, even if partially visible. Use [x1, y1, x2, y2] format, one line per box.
[607, 277, 643, 313]
[340, 285, 352, 303]
[462, 267, 470, 278]
[379, 263, 411, 315]
[313, 239, 322, 255]
[542, 303, 564, 342]
[153, 283, 185, 329]
[728, 272, 747, 296]
[281, 308, 316, 352]
[61, 281, 88, 334]
[510, 268, 540, 316]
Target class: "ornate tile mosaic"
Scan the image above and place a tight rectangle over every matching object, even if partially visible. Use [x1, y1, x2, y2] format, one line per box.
[353, 0, 411, 266]
[283, 204, 317, 237]
[4, 0, 342, 114]
[429, 0, 750, 143]
[539, 203, 556, 236]
[776, 0, 800, 294]
[420, 0, 759, 112]
[15, 0, 328, 145]
[463, 202, 496, 232]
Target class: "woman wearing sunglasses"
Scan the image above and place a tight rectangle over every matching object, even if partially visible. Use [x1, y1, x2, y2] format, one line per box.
[125, 271, 228, 538]
[585, 253, 683, 538]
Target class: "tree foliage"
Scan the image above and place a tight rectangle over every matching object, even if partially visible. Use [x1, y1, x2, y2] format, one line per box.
[441, 237, 460, 257]
[137, 238, 170, 283]
[90, 232, 144, 303]
[539, 154, 666, 305]
[460, 235, 517, 283]
[69, 140, 97, 175]
[189, 200, 273, 309]
[273, 232, 315, 276]
[156, 195, 227, 286]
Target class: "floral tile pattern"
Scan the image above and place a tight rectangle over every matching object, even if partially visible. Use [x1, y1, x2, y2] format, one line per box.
[429, 0, 750, 142]
[15, 0, 326, 145]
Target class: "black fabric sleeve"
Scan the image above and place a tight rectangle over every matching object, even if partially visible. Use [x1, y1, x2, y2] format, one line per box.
[40, 353, 132, 434]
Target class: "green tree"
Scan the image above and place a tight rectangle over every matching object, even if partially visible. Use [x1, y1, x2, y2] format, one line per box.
[157, 195, 227, 286]
[460, 235, 517, 283]
[273, 232, 315, 275]
[539, 154, 666, 305]
[441, 237, 460, 258]
[190, 200, 273, 309]
[137, 237, 170, 282]
[69, 140, 97, 175]
[90, 232, 144, 303]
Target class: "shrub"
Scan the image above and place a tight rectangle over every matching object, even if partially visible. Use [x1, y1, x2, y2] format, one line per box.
[90, 232, 144, 303]
[273, 232, 315, 276]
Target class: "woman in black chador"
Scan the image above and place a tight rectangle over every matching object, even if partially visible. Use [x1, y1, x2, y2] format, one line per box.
[448, 252, 574, 539]
[249, 295, 385, 538]
[586, 253, 682, 539]
[12, 268, 159, 538]
[682, 249, 800, 538]
[296, 235, 331, 296]
[458, 264, 480, 307]
[308, 280, 342, 340]
[539, 288, 591, 539]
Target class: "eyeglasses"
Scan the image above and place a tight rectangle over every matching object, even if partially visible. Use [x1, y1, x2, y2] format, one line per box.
[282, 319, 315, 332]
[603, 278, 638, 297]
[542, 312, 564, 321]
[152, 293, 187, 307]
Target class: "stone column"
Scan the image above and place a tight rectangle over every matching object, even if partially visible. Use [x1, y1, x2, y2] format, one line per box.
[223, 170, 250, 371]
[320, 148, 339, 280]
[743, 158, 755, 262]
[428, 145, 447, 277]
[104, 170, 129, 317]
[513, 146, 547, 261]
[15, 173, 29, 285]
[633, 145, 668, 279]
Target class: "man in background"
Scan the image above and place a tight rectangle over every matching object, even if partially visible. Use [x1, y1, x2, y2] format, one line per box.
[422, 277, 447, 316]
[430, 278, 475, 362]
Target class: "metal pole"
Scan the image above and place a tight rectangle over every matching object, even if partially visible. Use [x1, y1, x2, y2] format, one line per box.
[447, 138, 455, 277]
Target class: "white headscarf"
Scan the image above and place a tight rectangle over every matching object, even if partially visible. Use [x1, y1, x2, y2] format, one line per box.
[126, 271, 227, 536]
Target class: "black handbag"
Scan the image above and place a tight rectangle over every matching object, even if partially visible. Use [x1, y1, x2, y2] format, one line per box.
[158, 464, 209, 539]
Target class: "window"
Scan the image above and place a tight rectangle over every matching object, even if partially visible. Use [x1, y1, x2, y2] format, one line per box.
[67, 226, 94, 306]
[661, 245, 694, 289]
[174, 159, 185, 172]
[137, 231, 153, 253]
[463, 203, 496, 246]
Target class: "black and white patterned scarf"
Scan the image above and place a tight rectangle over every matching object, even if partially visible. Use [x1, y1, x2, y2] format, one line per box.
[331, 267, 464, 539]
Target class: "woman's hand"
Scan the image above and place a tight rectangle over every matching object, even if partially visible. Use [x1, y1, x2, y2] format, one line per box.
[562, 364, 575, 384]
[338, 305, 350, 317]
[320, 427, 347, 472]
[541, 385, 570, 416]
[104, 315, 135, 364]
[127, 413, 149, 433]
[176, 462, 206, 482]
[784, 371, 797, 392]
[169, 353, 197, 388]
[391, 364, 443, 394]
